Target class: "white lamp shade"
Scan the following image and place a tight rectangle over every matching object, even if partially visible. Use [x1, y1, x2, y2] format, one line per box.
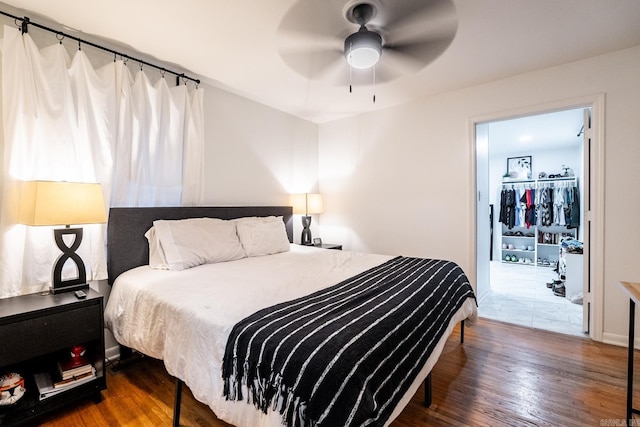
[306, 194, 323, 214]
[348, 47, 380, 69]
[290, 193, 323, 215]
[18, 181, 107, 226]
[345, 29, 382, 69]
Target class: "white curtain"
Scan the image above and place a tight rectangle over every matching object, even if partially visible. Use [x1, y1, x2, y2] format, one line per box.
[0, 25, 204, 298]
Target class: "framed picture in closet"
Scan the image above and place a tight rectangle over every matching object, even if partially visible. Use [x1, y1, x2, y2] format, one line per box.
[507, 156, 532, 179]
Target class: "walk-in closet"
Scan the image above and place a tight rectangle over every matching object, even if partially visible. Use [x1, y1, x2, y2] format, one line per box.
[478, 108, 586, 336]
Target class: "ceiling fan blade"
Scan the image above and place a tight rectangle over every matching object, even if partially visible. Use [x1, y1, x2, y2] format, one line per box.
[375, 0, 457, 47]
[278, 28, 341, 52]
[277, 0, 349, 43]
[370, 60, 401, 85]
[379, 48, 423, 77]
[318, 57, 350, 86]
[278, 46, 345, 82]
[378, 0, 456, 32]
[382, 36, 454, 75]
[276, 0, 354, 82]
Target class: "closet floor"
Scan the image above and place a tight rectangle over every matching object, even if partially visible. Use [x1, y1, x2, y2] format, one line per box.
[479, 261, 585, 337]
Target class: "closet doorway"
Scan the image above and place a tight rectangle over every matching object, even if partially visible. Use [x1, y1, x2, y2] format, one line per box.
[475, 106, 595, 337]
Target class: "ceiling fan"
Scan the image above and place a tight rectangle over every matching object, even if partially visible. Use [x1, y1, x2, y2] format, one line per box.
[276, 0, 458, 87]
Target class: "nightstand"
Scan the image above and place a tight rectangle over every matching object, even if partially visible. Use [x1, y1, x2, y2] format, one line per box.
[0, 289, 106, 425]
[307, 243, 342, 250]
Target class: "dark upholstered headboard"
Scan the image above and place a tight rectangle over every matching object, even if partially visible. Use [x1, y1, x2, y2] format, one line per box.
[107, 206, 293, 285]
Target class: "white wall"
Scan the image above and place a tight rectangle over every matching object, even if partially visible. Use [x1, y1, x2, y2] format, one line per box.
[201, 84, 319, 244]
[202, 86, 318, 206]
[318, 45, 640, 344]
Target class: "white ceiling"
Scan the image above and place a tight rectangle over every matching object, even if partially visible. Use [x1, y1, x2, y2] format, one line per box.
[1, 0, 639, 124]
[488, 108, 585, 156]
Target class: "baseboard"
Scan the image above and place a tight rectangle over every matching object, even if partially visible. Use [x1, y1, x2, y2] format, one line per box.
[105, 345, 121, 362]
[476, 288, 490, 305]
[602, 332, 640, 349]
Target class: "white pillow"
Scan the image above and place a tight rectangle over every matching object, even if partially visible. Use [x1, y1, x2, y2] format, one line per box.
[232, 216, 276, 224]
[144, 226, 169, 270]
[235, 216, 290, 257]
[150, 218, 246, 271]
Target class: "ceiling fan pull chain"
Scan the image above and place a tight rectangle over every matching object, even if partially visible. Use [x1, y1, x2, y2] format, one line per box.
[372, 65, 376, 103]
[349, 43, 353, 93]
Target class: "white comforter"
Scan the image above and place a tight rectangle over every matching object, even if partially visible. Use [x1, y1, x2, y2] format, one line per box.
[104, 245, 477, 426]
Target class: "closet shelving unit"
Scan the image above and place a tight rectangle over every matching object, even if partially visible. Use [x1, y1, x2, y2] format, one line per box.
[500, 177, 578, 267]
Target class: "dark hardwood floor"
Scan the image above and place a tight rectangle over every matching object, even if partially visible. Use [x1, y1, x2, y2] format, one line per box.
[37, 318, 631, 426]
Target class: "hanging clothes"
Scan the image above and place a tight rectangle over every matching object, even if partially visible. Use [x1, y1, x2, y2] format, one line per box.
[499, 187, 517, 229]
[499, 188, 508, 226]
[525, 188, 536, 228]
[554, 186, 566, 226]
[567, 186, 581, 229]
[518, 190, 526, 228]
[535, 187, 542, 226]
[539, 187, 554, 226]
[517, 188, 526, 227]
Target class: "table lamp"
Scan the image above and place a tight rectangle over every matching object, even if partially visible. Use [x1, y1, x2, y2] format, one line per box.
[291, 193, 323, 245]
[18, 181, 107, 294]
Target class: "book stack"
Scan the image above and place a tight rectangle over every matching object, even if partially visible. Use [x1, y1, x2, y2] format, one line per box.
[56, 361, 95, 386]
[33, 366, 96, 400]
[33, 344, 96, 400]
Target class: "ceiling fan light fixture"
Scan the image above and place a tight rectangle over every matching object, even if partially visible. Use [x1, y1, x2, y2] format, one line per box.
[344, 29, 382, 69]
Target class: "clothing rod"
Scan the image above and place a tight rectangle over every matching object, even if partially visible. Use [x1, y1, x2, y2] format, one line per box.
[0, 11, 200, 86]
[537, 177, 577, 182]
[503, 177, 576, 183]
[502, 177, 577, 186]
[502, 179, 535, 184]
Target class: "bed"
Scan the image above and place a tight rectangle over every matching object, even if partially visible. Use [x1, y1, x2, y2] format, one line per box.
[104, 206, 477, 427]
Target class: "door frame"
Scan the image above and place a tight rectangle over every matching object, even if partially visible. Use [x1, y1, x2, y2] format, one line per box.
[468, 94, 605, 341]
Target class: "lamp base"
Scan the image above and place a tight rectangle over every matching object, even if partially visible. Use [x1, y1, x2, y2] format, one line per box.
[301, 215, 312, 245]
[52, 227, 88, 294]
[51, 282, 89, 295]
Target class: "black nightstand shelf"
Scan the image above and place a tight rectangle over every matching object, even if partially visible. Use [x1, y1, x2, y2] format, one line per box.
[0, 289, 106, 426]
[301, 243, 342, 250]
[315, 243, 342, 250]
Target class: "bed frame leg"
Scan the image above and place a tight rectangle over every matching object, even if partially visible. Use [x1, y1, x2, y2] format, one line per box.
[173, 379, 183, 427]
[424, 373, 432, 407]
[109, 345, 145, 373]
[461, 320, 465, 344]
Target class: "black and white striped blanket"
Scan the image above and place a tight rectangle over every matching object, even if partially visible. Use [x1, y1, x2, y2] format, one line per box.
[222, 256, 475, 427]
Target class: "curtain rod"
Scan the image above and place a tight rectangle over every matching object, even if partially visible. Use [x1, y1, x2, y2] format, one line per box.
[0, 11, 200, 86]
